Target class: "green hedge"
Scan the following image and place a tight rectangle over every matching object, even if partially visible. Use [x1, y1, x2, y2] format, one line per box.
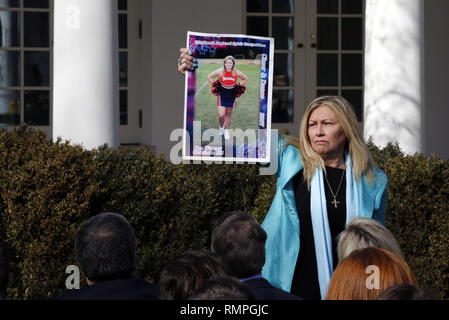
[0, 128, 104, 299]
[0, 128, 448, 299]
[368, 140, 449, 299]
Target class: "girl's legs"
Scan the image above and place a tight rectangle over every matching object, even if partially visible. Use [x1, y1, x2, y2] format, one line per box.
[218, 106, 226, 131]
[224, 108, 233, 129]
[223, 108, 233, 140]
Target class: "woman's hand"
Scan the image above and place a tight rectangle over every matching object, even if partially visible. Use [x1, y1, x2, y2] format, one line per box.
[178, 48, 196, 74]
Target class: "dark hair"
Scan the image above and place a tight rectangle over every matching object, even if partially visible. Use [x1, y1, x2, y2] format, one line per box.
[0, 242, 9, 299]
[212, 211, 237, 230]
[211, 211, 267, 278]
[75, 212, 137, 282]
[158, 249, 227, 300]
[189, 276, 255, 300]
[376, 283, 438, 300]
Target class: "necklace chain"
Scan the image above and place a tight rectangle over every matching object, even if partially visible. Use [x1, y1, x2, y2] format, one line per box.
[324, 169, 345, 208]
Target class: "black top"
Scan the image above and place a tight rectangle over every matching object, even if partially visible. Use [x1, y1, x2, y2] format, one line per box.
[54, 277, 158, 300]
[243, 277, 303, 300]
[290, 166, 346, 300]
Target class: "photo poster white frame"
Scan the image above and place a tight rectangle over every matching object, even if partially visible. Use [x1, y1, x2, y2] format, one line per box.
[182, 31, 274, 163]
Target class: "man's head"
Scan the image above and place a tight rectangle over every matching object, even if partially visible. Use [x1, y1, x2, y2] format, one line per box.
[211, 211, 267, 278]
[158, 249, 226, 300]
[75, 213, 137, 283]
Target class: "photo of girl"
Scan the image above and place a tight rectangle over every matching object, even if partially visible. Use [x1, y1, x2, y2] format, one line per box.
[182, 32, 273, 163]
[195, 55, 259, 143]
[208, 56, 248, 140]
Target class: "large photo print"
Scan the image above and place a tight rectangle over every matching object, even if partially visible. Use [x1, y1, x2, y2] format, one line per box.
[183, 31, 274, 163]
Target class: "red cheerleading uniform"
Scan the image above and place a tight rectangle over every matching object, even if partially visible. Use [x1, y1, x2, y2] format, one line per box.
[219, 70, 238, 89]
[218, 70, 238, 108]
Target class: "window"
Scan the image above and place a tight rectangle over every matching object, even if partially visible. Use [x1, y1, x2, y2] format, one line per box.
[0, 0, 51, 126]
[118, 0, 128, 126]
[245, 0, 295, 124]
[316, 0, 365, 121]
[244, 0, 365, 125]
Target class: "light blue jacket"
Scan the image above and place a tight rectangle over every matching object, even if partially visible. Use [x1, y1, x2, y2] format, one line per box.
[261, 141, 388, 295]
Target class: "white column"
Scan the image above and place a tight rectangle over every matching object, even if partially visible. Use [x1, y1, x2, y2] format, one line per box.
[364, 0, 423, 154]
[53, 0, 119, 149]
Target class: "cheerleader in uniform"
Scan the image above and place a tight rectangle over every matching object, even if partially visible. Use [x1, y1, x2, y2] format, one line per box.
[208, 56, 248, 140]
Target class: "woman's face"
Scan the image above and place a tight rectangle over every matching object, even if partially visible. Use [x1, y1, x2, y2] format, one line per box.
[307, 105, 347, 160]
[224, 59, 234, 71]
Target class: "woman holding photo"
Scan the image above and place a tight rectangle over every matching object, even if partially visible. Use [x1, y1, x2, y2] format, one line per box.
[207, 56, 248, 140]
[178, 49, 387, 300]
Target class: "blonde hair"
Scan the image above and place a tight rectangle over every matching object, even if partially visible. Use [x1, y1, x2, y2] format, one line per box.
[287, 96, 375, 189]
[221, 56, 236, 75]
[337, 217, 403, 262]
[325, 247, 417, 300]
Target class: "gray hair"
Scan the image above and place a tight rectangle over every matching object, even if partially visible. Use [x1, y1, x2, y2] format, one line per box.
[337, 217, 403, 262]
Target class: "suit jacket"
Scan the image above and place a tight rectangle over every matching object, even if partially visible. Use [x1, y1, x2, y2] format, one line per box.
[243, 277, 302, 300]
[54, 277, 158, 300]
[261, 137, 388, 294]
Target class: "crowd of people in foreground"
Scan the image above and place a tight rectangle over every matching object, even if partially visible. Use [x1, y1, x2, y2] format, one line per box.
[0, 50, 441, 301]
[0, 211, 437, 300]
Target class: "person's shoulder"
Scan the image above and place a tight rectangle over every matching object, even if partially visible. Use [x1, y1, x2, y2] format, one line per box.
[359, 167, 388, 200]
[372, 167, 388, 188]
[53, 286, 91, 300]
[263, 281, 302, 300]
[278, 139, 301, 166]
[277, 136, 299, 156]
[244, 278, 302, 300]
[374, 167, 387, 181]
[53, 278, 158, 300]
[132, 278, 159, 299]
[133, 278, 157, 290]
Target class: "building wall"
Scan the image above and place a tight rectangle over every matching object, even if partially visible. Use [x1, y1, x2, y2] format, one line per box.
[424, 0, 449, 159]
[143, 0, 244, 156]
[140, 0, 449, 159]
